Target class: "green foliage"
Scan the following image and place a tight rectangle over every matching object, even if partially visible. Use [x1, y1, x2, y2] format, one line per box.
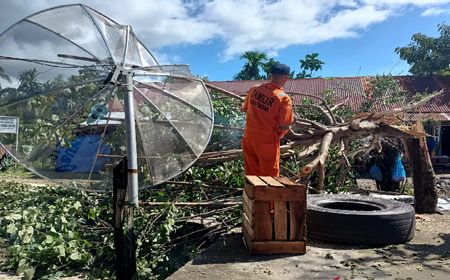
[0, 164, 243, 280]
[233, 51, 326, 80]
[209, 93, 245, 150]
[180, 160, 245, 190]
[261, 58, 279, 79]
[395, 23, 450, 76]
[233, 51, 268, 80]
[0, 182, 114, 279]
[0, 155, 17, 172]
[360, 75, 410, 112]
[321, 145, 358, 193]
[0, 66, 11, 88]
[296, 53, 325, 79]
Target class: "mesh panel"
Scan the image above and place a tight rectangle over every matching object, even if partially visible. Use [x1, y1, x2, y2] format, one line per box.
[136, 41, 158, 67]
[0, 84, 117, 189]
[0, 4, 213, 189]
[133, 74, 213, 184]
[27, 5, 111, 62]
[125, 32, 143, 67]
[0, 58, 108, 107]
[0, 20, 98, 65]
[87, 8, 127, 65]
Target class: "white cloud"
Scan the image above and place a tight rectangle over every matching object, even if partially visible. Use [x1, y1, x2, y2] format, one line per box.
[152, 51, 182, 65]
[422, 6, 450, 16]
[1, 0, 450, 61]
[364, 0, 450, 6]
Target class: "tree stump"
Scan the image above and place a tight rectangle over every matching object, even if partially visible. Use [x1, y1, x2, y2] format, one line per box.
[406, 137, 437, 213]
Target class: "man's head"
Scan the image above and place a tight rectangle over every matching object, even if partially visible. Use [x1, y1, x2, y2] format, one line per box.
[269, 63, 290, 87]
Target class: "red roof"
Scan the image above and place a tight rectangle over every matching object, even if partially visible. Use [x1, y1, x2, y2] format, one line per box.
[209, 76, 450, 115]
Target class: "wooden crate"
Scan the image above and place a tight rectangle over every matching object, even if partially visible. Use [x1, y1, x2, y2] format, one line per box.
[242, 175, 307, 254]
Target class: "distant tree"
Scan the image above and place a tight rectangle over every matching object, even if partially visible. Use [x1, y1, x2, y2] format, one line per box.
[395, 23, 450, 76]
[262, 58, 278, 79]
[233, 51, 268, 80]
[18, 68, 42, 95]
[296, 52, 325, 79]
[0, 66, 11, 88]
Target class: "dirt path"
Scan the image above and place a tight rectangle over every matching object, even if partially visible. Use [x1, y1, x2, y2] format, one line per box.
[168, 213, 450, 280]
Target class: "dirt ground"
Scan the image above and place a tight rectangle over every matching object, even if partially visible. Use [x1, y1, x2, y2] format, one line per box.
[168, 213, 450, 280]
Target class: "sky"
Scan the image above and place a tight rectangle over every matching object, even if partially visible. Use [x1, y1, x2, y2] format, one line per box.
[0, 0, 449, 81]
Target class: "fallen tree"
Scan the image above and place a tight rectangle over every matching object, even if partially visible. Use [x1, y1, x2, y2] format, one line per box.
[204, 82, 442, 212]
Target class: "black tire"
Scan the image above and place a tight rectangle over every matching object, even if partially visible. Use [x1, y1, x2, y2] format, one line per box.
[307, 194, 415, 245]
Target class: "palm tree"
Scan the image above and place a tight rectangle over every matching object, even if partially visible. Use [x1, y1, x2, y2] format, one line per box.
[233, 51, 268, 80]
[0, 66, 11, 88]
[262, 58, 279, 79]
[296, 53, 325, 79]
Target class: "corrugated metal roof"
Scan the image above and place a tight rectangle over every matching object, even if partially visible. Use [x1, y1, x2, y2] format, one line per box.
[208, 76, 450, 113]
[403, 113, 450, 121]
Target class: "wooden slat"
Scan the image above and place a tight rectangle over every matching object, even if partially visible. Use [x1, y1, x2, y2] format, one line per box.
[243, 195, 254, 226]
[253, 201, 272, 241]
[298, 198, 307, 240]
[289, 201, 301, 240]
[249, 240, 306, 254]
[242, 226, 253, 251]
[243, 205, 253, 226]
[274, 201, 287, 240]
[259, 176, 284, 187]
[242, 190, 254, 215]
[275, 176, 303, 187]
[245, 175, 267, 187]
[244, 184, 254, 199]
[242, 212, 254, 240]
[254, 186, 306, 201]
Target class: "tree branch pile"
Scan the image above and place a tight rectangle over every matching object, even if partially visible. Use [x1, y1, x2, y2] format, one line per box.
[203, 83, 443, 192]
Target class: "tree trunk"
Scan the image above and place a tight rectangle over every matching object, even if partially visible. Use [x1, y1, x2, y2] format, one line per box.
[406, 137, 438, 213]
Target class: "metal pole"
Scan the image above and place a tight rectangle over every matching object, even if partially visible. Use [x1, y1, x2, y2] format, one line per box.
[15, 117, 19, 153]
[122, 72, 139, 206]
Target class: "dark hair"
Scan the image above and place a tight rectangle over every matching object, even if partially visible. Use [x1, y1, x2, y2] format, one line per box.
[270, 63, 290, 75]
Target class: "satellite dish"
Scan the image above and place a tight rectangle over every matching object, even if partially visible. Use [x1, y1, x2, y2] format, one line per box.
[0, 4, 214, 192]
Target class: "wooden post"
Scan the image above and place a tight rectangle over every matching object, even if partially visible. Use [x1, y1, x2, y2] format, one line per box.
[113, 158, 137, 280]
[406, 137, 438, 213]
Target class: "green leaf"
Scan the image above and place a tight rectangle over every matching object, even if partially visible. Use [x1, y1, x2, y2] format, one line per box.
[23, 267, 35, 280]
[56, 244, 66, 257]
[9, 213, 22, 220]
[6, 223, 17, 235]
[73, 201, 82, 210]
[69, 251, 80, 261]
[44, 235, 54, 244]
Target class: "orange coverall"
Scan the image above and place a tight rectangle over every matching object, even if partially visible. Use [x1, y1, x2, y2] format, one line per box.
[242, 82, 294, 176]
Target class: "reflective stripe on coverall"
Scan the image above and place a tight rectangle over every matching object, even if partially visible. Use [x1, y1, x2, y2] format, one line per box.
[242, 82, 293, 176]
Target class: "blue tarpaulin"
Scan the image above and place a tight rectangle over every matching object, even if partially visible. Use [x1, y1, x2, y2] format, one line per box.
[55, 135, 111, 173]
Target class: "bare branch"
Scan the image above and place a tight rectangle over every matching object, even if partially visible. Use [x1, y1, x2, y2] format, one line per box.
[330, 98, 349, 111]
[287, 91, 337, 124]
[293, 118, 328, 130]
[140, 200, 240, 208]
[299, 132, 334, 186]
[294, 104, 333, 124]
[371, 89, 443, 119]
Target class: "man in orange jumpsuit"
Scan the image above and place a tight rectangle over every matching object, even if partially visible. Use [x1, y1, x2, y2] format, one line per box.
[242, 63, 294, 176]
